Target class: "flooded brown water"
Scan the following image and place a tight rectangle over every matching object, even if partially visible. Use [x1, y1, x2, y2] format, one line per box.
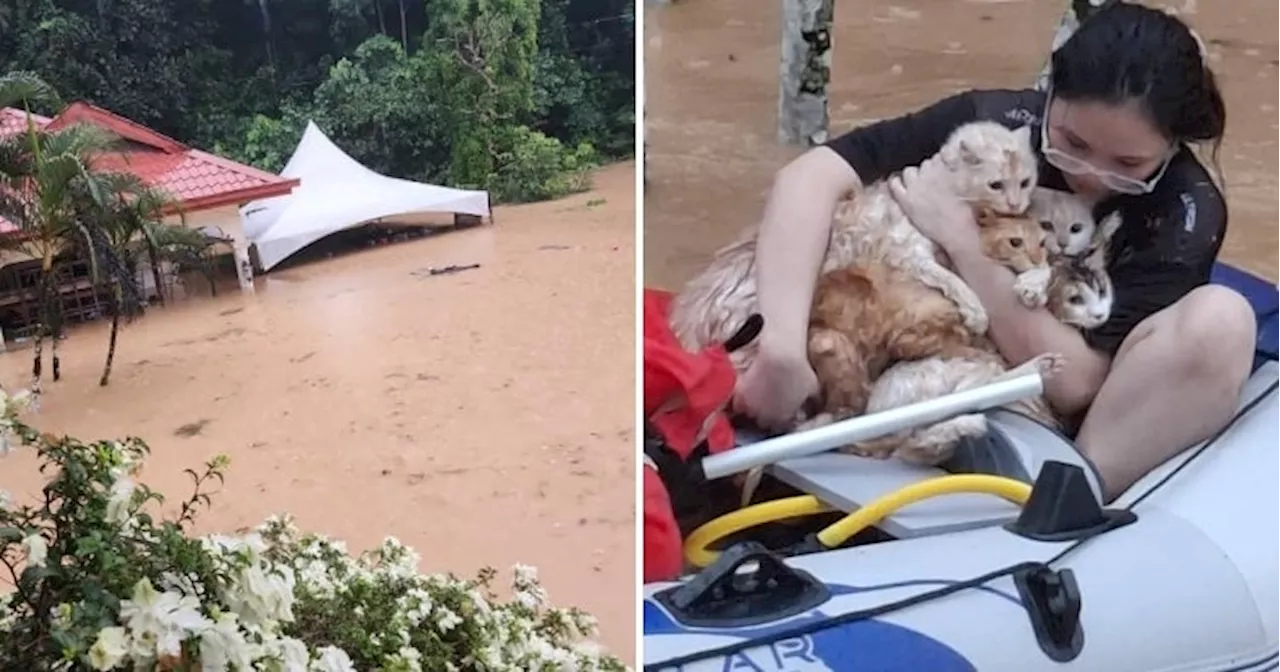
[644, 0, 1278, 289]
[0, 162, 636, 661]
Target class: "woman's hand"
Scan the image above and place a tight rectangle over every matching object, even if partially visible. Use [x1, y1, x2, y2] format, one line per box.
[888, 159, 980, 255]
[733, 343, 818, 431]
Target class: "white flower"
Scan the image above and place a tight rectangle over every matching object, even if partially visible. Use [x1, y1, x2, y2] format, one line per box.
[261, 635, 311, 672]
[105, 474, 136, 524]
[435, 606, 462, 632]
[158, 571, 203, 597]
[119, 578, 211, 660]
[22, 533, 47, 568]
[7, 389, 34, 413]
[87, 626, 129, 670]
[203, 532, 268, 560]
[222, 561, 296, 627]
[512, 563, 548, 610]
[199, 612, 254, 672]
[383, 646, 423, 672]
[310, 645, 355, 672]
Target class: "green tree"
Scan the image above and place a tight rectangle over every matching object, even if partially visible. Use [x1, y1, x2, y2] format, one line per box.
[0, 72, 139, 391]
[73, 182, 181, 387]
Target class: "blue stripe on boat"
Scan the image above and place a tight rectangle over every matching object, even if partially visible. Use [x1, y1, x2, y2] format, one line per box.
[1209, 262, 1278, 369]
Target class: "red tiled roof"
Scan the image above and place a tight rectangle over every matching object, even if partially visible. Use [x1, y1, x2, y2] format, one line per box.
[0, 102, 298, 236]
[0, 107, 51, 138]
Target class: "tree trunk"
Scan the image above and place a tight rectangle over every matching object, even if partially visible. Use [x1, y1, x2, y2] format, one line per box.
[399, 0, 408, 53]
[374, 0, 387, 35]
[147, 241, 165, 306]
[30, 323, 43, 391]
[49, 286, 62, 383]
[778, 0, 834, 146]
[30, 272, 48, 392]
[100, 285, 120, 387]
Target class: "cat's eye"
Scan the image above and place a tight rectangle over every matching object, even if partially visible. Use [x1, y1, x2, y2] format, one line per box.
[1068, 296, 1085, 305]
[988, 180, 1004, 191]
[1039, 220, 1053, 231]
[1009, 238, 1024, 248]
[1019, 178, 1031, 189]
[1069, 222, 1084, 234]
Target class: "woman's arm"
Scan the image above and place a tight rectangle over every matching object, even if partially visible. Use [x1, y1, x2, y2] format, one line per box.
[755, 90, 985, 357]
[739, 90, 997, 427]
[944, 241, 1110, 416]
[754, 148, 862, 360]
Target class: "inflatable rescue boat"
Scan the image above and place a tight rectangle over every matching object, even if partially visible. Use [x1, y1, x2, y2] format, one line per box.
[642, 262, 1279, 672]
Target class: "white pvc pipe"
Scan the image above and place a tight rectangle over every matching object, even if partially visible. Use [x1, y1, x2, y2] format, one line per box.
[700, 371, 1045, 481]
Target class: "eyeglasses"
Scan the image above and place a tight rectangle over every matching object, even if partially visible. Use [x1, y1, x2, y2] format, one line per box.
[1040, 90, 1174, 196]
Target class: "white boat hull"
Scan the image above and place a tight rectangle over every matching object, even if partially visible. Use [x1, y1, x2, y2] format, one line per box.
[643, 362, 1279, 672]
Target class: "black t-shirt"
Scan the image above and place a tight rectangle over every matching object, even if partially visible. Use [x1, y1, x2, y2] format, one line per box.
[825, 88, 1226, 357]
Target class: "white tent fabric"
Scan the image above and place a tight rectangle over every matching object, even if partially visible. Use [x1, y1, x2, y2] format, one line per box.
[240, 121, 491, 271]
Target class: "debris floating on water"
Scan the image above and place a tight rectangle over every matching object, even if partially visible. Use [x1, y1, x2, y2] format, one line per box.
[412, 263, 482, 278]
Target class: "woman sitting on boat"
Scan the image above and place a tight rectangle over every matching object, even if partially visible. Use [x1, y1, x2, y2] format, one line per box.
[732, 1, 1253, 503]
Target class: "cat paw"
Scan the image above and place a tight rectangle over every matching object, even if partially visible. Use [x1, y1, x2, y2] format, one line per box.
[841, 442, 896, 460]
[794, 412, 835, 433]
[894, 444, 957, 466]
[739, 466, 765, 508]
[1029, 352, 1067, 380]
[809, 332, 841, 356]
[959, 305, 990, 334]
[1014, 267, 1052, 308]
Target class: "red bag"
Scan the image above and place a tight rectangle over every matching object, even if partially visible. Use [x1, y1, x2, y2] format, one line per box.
[643, 289, 737, 458]
[642, 289, 741, 582]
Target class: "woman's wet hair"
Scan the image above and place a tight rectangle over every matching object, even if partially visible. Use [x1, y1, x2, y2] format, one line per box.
[1050, 1, 1226, 155]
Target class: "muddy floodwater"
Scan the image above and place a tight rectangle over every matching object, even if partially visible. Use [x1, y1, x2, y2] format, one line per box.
[0, 162, 637, 661]
[644, 0, 1278, 289]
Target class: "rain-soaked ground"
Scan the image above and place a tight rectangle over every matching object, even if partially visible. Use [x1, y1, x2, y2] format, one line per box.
[0, 162, 637, 660]
[644, 0, 1278, 289]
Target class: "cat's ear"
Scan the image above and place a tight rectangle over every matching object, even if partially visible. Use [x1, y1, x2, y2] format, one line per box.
[957, 139, 983, 167]
[1096, 211, 1123, 243]
[1013, 124, 1033, 147]
[974, 206, 998, 226]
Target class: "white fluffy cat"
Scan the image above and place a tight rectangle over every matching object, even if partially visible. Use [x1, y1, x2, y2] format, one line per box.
[669, 120, 1040, 373]
[1029, 187, 1102, 256]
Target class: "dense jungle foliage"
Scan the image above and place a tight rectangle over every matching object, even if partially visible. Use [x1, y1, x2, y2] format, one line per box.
[0, 0, 635, 202]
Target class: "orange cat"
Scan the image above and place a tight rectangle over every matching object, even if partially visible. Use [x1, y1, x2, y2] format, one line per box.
[798, 209, 1050, 431]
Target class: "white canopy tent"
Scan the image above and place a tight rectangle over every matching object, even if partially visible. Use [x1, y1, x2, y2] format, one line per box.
[240, 121, 491, 271]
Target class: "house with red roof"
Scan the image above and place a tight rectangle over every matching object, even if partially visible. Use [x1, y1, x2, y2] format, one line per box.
[0, 102, 299, 236]
[0, 102, 299, 338]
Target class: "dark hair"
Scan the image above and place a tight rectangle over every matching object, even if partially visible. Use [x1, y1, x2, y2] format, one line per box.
[1050, 1, 1226, 155]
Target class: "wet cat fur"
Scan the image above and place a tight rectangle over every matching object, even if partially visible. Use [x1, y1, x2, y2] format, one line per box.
[668, 121, 1039, 374]
[798, 209, 1050, 432]
[848, 210, 1124, 467]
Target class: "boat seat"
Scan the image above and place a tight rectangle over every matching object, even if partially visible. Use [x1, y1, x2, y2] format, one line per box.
[757, 410, 1102, 539]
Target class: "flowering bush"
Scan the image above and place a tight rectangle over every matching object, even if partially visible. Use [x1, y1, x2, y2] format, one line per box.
[0, 388, 627, 671]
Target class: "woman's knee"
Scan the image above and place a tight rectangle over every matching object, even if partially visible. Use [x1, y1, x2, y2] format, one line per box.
[1169, 285, 1257, 378]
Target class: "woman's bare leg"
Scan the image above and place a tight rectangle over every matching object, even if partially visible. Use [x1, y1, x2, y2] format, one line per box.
[1076, 285, 1256, 502]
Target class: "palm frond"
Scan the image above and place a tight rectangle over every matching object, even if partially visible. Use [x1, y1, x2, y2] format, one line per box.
[0, 135, 33, 179]
[0, 71, 62, 114]
[39, 122, 122, 160]
[91, 170, 150, 200]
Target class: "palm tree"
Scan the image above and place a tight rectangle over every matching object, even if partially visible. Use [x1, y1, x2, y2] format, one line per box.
[0, 71, 139, 391]
[142, 223, 223, 299]
[72, 178, 180, 386]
